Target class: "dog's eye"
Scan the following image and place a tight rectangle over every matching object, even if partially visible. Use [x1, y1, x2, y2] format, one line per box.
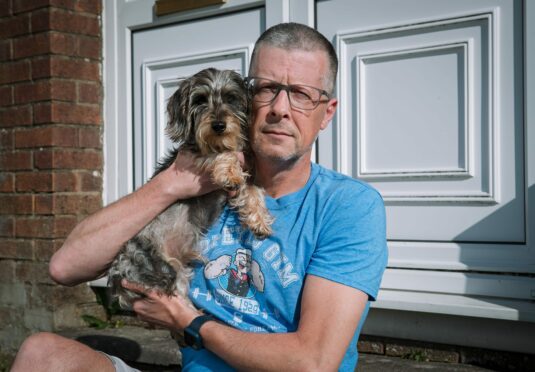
[191, 95, 208, 106]
[225, 94, 242, 107]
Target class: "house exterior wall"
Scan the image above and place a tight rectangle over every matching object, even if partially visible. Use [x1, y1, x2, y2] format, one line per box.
[0, 0, 104, 353]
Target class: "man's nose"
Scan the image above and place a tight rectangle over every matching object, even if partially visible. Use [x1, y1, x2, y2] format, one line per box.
[269, 88, 291, 115]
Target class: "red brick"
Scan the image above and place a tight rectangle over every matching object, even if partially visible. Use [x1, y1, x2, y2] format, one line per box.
[0, 0, 12, 17]
[12, 33, 50, 59]
[0, 173, 15, 192]
[32, 55, 100, 80]
[15, 171, 84, 192]
[34, 194, 52, 214]
[0, 60, 30, 84]
[15, 126, 78, 148]
[13, 0, 80, 14]
[35, 193, 101, 214]
[0, 105, 32, 127]
[30, 57, 51, 79]
[0, 13, 30, 39]
[12, 0, 49, 14]
[1, 128, 14, 149]
[15, 216, 53, 238]
[32, 8, 100, 36]
[0, 86, 14, 106]
[77, 81, 101, 103]
[14, 80, 77, 104]
[78, 170, 101, 192]
[75, 0, 102, 15]
[34, 148, 102, 170]
[13, 32, 79, 58]
[53, 171, 77, 191]
[78, 127, 101, 148]
[49, 32, 78, 55]
[15, 261, 53, 284]
[0, 151, 32, 170]
[76, 36, 101, 60]
[34, 102, 100, 125]
[53, 215, 78, 236]
[34, 238, 63, 261]
[0, 239, 34, 259]
[15, 171, 53, 192]
[0, 260, 15, 283]
[0, 39, 12, 62]
[0, 194, 33, 214]
[0, 216, 15, 237]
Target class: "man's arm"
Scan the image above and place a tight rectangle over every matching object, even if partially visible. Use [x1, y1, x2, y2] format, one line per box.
[125, 274, 368, 372]
[49, 152, 218, 286]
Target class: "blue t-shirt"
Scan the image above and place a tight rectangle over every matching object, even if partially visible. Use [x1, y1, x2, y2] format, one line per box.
[181, 163, 388, 371]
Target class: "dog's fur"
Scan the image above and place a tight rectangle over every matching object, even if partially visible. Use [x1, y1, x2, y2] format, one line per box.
[108, 68, 273, 309]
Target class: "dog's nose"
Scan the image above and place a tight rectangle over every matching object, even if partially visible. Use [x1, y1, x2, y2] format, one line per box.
[211, 121, 226, 134]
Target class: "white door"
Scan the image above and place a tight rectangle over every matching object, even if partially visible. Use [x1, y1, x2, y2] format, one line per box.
[316, 0, 533, 322]
[131, 8, 264, 187]
[317, 0, 524, 243]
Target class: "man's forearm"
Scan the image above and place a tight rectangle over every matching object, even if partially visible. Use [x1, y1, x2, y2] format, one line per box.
[201, 322, 330, 372]
[49, 165, 194, 286]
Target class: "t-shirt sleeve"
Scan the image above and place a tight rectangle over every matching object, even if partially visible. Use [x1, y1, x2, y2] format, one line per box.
[306, 184, 388, 301]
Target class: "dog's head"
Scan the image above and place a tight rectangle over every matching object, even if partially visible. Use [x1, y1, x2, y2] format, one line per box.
[166, 68, 249, 155]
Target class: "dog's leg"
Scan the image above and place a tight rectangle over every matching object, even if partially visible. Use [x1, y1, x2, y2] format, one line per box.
[208, 153, 273, 238]
[108, 236, 178, 308]
[209, 152, 248, 191]
[230, 184, 273, 239]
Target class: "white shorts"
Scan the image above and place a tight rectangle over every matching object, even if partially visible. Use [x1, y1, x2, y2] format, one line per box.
[100, 352, 141, 372]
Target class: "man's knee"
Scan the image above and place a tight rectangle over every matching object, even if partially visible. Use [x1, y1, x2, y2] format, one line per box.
[13, 332, 85, 371]
[17, 332, 60, 359]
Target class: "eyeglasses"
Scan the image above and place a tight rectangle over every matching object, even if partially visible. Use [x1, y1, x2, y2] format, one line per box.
[246, 77, 331, 110]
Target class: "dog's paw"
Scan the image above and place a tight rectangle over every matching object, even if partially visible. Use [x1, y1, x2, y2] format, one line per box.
[250, 220, 272, 240]
[211, 154, 248, 190]
[236, 186, 274, 239]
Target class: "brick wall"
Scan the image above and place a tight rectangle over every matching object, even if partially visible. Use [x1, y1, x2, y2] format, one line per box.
[0, 0, 104, 353]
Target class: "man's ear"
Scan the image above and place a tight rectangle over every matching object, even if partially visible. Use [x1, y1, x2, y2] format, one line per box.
[320, 98, 338, 130]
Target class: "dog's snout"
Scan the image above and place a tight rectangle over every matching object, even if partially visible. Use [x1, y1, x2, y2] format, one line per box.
[211, 121, 226, 134]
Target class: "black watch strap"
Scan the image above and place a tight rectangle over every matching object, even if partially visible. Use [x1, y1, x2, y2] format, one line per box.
[183, 314, 216, 350]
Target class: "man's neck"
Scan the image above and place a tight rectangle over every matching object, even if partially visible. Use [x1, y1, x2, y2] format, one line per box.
[254, 156, 312, 199]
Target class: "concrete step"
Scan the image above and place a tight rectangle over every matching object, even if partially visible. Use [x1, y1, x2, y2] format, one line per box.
[60, 326, 498, 371]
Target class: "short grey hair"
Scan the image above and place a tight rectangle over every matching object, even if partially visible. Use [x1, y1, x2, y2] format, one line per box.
[249, 22, 338, 94]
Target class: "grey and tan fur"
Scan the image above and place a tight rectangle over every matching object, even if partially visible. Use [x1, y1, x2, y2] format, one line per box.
[108, 68, 273, 309]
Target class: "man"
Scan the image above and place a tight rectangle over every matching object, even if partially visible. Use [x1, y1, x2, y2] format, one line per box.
[12, 22, 387, 371]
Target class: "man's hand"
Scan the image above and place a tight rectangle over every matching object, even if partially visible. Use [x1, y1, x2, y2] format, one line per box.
[121, 280, 201, 331]
[164, 151, 246, 200]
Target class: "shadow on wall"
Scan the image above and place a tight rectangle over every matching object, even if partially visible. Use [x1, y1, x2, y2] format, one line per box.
[455, 1, 532, 321]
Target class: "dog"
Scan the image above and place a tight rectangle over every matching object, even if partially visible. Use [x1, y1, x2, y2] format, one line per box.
[107, 68, 273, 310]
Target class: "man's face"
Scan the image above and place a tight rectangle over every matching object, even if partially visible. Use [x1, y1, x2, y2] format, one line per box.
[249, 46, 338, 164]
[235, 252, 250, 273]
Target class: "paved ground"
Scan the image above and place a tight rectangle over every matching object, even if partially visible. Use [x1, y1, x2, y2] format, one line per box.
[60, 326, 499, 372]
[356, 353, 496, 371]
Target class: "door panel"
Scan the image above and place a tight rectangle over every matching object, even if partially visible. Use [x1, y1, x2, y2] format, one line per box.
[132, 8, 264, 187]
[317, 0, 524, 243]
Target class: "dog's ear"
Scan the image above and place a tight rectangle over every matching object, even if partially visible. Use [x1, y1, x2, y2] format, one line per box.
[166, 77, 194, 143]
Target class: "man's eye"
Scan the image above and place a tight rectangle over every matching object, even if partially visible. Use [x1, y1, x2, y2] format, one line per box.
[291, 88, 312, 101]
[258, 85, 277, 93]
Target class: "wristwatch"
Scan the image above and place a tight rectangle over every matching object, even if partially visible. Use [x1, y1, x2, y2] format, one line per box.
[184, 314, 216, 350]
